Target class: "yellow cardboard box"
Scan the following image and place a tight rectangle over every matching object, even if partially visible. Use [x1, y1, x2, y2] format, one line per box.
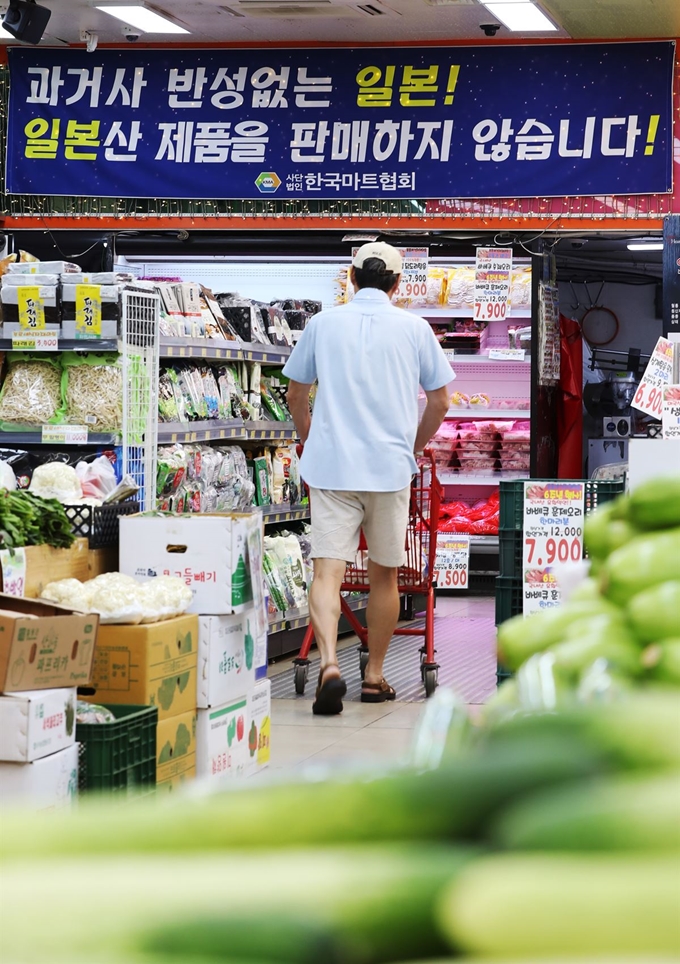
[0, 538, 89, 599]
[86, 614, 198, 721]
[156, 708, 197, 789]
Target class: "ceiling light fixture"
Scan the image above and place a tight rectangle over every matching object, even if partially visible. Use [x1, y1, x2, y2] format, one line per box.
[482, 1, 557, 31]
[95, 3, 189, 32]
[626, 242, 663, 251]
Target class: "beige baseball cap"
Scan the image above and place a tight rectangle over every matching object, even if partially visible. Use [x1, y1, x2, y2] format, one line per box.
[352, 241, 402, 274]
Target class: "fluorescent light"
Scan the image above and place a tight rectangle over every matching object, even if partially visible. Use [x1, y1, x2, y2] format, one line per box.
[627, 242, 663, 251]
[95, 5, 189, 32]
[483, 1, 557, 30]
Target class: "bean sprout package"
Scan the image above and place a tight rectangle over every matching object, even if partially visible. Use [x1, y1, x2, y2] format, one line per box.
[0, 354, 66, 429]
[61, 352, 122, 431]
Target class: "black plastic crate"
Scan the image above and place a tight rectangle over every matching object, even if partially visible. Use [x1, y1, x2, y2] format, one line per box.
[77, 704, 157, 794]
[499, 529, 523, 578]
[495, 575, 523, 625]
[500, 479, 625, 531]
[64, 500, 139, 548]
[497, 662, 513, 685]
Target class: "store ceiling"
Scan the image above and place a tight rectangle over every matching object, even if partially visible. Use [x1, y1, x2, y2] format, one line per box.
[1, 0, 678, 49]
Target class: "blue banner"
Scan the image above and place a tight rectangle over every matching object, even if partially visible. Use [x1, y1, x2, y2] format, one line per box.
[6, 41, 674, 200]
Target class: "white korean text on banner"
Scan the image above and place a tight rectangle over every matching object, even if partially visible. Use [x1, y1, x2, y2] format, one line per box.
[5, 42, 674, 200]
[522, 481, 585, 616]
[434, 533, 470, 590]
[632, 336, 674, 419]
[474, 247, 512, 321]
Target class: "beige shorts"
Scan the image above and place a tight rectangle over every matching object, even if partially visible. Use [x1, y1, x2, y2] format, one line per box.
[309, 486, 411, 568]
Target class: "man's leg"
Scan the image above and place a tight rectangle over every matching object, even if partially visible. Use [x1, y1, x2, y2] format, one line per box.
[308, 557, 346, 672]
[364, 560, 400, 685]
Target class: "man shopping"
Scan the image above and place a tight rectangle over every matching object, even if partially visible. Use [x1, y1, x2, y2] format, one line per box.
[283, 242, 453, 715]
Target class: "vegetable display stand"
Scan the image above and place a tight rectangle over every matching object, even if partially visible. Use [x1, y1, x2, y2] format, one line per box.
[63, 500, 140, 548]
[76, 704, 158, 794]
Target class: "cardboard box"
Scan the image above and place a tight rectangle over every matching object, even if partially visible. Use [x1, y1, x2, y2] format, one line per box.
[87, 547, 118, 579]
[0, 687, 77, 763]
[156, 709, 197, 789]
[196, 697, 250, 780]
[119, 513, 262, 615]
[0, 539, 90, 599]
[86, 614, 198, 721]
[248, 678, 271, 773]
[0, 743, 78, 812]
[197, 611, 257, 709]
[0, 595, 98, 693]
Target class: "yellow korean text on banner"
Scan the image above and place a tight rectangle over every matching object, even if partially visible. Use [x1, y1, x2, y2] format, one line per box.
[75, 284, 102, 338]
[18, 286, 45, 329]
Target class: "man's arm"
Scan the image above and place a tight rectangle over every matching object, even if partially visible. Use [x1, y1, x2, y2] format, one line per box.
[414, 386, 450, 454]
[287, 380, 313, 445]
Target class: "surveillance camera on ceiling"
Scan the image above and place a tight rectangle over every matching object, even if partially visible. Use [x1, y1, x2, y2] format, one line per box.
[123, 26, 140, 41]
[480, 23, 501, 36]
[2, 0, 51, 44]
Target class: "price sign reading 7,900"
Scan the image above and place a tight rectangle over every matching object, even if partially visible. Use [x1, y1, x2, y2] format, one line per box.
[522, 482, 585, 617]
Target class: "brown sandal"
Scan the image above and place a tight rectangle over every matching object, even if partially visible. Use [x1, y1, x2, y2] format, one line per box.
[361, 678, 397, 703]
[312, 665, 347, 716]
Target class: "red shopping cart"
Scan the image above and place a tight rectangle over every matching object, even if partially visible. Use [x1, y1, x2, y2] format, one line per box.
[293, 451, 443, 697]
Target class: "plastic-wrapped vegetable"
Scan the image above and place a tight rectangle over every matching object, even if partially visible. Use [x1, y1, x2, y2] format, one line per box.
[0, 354, 64, 428]
[62, 353, 122, 431]
[76, 700, 116, 724]
[29, 462, 83, 503]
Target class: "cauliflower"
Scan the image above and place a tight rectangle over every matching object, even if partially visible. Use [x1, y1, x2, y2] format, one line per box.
[42, 573, 193, 624]
[29, 463, 82, 503]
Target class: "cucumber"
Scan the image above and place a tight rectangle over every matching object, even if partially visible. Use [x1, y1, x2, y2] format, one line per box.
[0, 733, 610, 862]
[628, 581, 680, 644]
[629, 476, 680, 530]
[436, 854, 680, 957]
[642, 639, 680, 684]
[568, 577, 601, 603]
[493, 771, 680, 852]
[602, 528, 680, 607]
[550, 635, 642, 681]
[497, 599, 621, 671]
[584, 501, 618, 558]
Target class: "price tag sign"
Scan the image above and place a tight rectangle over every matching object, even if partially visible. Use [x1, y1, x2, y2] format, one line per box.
[632, 337, 674, 419]
[41, 425, 89, 444]
[488, 348, 526, 361]
[443, 349, 456, 363]
[75, 284, 102, 338]
[522, 482, 585, 617]
[433, 533, 470, 590]
[0, 547, 26, 598]
[474, 247, 512, 322]
[662, 385, 680, 438]
[17, 286, 45, 329]
[11, 330, 59, 351]
[350, 246, 428, 308]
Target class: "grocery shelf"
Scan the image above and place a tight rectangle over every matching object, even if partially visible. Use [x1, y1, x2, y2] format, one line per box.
[446, 409, 530, 419]
[268, 594, 369, 635]
[0, 430, 119, 445]
[413, 308, 531, 319]
[244, 421, 297, 441]
[157, 419, 247, 444]
[448, 354, 530, 364]
[438, 472, 527, 486]
[261, 504, 310, 525]
[0, 337, 119, 352]
[159, 337, 291, 365]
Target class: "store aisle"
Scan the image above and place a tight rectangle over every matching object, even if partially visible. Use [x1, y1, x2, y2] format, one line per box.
[267, 595, 496, 774]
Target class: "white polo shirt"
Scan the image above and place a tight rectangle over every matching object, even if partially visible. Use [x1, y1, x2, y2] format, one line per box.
[282, 288, 454, 492]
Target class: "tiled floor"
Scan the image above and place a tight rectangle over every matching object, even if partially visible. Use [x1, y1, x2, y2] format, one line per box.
[267, 595, 496, 775]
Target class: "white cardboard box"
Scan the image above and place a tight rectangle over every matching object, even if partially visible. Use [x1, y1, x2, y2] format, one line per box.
[119, 513, 262, 615]
[0, 688, 77, 763]
[0, 743, 79, 812]
[197, 611, 257, 709]
[248, 679, 271, 774]
[196, 697, 250, 780]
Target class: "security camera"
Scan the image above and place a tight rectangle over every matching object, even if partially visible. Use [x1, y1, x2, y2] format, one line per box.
[123, 27, 139, 41]
[480, 23, 501, 36]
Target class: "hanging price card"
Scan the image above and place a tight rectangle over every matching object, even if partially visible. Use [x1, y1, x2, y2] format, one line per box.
[433, 533, 470, 589]
[662, 385, 680, 438]
[488, 348, 527, 361]
[632, 337, 674, 419]
[11, 330, 59, 351]
[17, 286, 45, 329]
[522, 481, 585, 616]
[350, 247, 429, 308]
[474, 247, 512, 322]
[41, 424, 89, 444]
[75, 284, 102, 338]
[0, 547, 26, 597]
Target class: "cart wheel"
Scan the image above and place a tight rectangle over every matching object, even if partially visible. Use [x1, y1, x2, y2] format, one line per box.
[294, 664, 308, 695]
[359, 650, 370, 680]
[424, 668, 438, 697]
[419, 654, 426, 681]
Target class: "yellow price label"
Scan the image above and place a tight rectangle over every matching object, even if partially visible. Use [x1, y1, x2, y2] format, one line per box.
[17, 286, 45, 329]
[75, 284, 102, 338]
[257, 714, 271, 765]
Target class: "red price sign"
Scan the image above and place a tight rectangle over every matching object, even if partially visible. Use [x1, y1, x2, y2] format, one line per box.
[522, 482, 585, 617]
[632, 337, 674, 420]
[634, 381, 664, 418]
[473, 300, 508, 321]
[524, 533, 583, 566]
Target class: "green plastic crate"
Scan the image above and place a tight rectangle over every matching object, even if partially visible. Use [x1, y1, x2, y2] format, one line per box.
[499, 479, 625, 531]
[499, 528, 523, 578]
[495, 575, 523, 626]
[77, 704, 158, 794]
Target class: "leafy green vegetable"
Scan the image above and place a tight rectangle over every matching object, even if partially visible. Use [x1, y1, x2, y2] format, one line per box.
[0, 489, 75, 550]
